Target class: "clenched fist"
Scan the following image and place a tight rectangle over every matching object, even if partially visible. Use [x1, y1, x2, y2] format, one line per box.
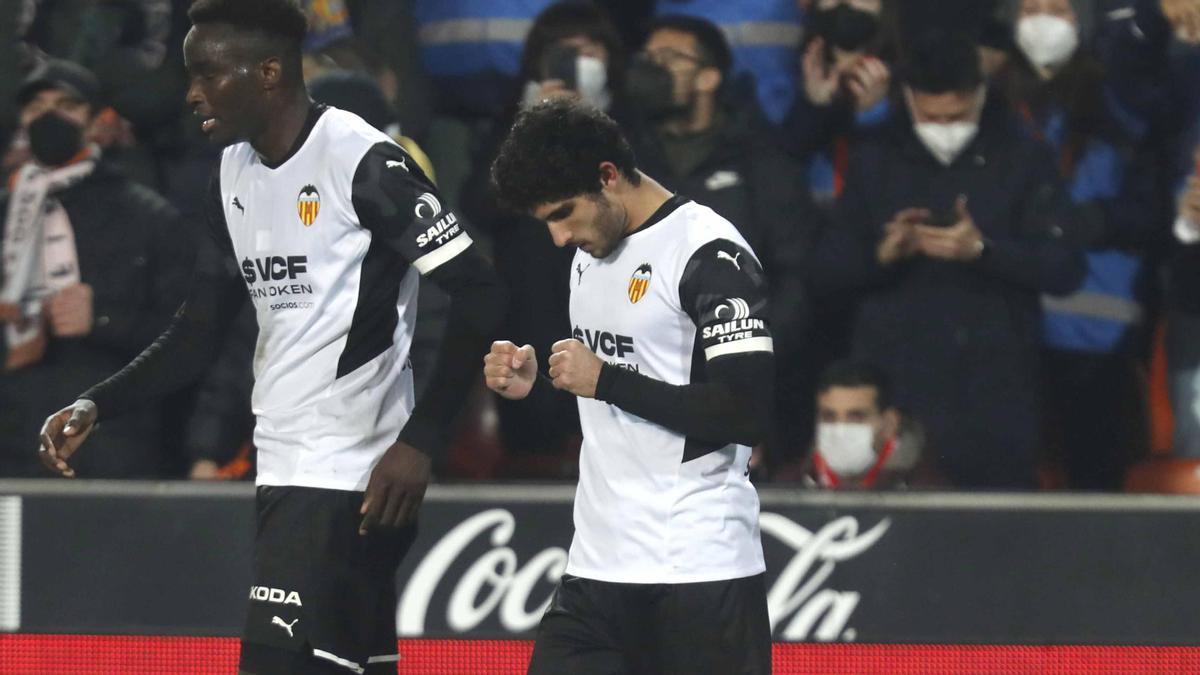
[484, 341, 538, 400]
[548, 339, 602, 398]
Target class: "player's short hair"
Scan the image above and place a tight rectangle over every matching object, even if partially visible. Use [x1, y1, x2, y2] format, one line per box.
[188, 0, 308, 55]
[898, 30, 983, 94]
[646, 14, 733, 75]
[817, 360, 894, 411]
[491, 98, 640, 213]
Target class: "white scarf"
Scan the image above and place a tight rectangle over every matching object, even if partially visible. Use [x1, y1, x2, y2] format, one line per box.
[2, 146, 98, 349]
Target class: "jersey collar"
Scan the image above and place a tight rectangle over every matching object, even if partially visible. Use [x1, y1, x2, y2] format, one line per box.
[628, 193, 688, 238]
[260, 103, 328, 170]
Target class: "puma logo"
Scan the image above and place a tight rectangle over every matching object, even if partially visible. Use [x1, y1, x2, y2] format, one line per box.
[717, 250, 741, 270]
[232, 197, 245, 214]
[576, 262, 590, 285]
[272, 616, 299, 638]
[386, 158, 408, 171]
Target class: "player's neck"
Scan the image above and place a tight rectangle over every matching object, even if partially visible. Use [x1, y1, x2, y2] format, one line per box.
[623, 172, 675, 236]
[251, 90, 316, 166]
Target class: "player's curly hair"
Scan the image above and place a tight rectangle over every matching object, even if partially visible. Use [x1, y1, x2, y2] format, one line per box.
[491, 99, 641, 213]
[188, 0, 308, 49]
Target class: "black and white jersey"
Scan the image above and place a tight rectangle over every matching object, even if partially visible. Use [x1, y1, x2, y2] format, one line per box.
[210, 106, 471, 491]
[567, 197, 770, 584]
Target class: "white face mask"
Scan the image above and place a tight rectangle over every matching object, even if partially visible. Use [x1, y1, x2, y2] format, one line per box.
[913, 121, 979, 166]
[576, 56, 611, 111]
[520, 55, 611, 111]
[818, 422, 878, 477]
[1016, 14, 1079, 72]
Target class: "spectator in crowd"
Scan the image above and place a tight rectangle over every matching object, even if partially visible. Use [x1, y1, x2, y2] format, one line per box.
[811, 31, 1085, 489]
[513, 0, 627, 115]
[802, 360, 909, 489]
[1095, 0, 1200, 460]
[977, 3, 1016, 78]
[413, 0, 558, 120]
[461, 1, 628, 475]
[785, 0, 896, 202]
[781, 0, 897, 450]
[1169, 143, 1200, 456]
[624, 14, 815, 473]
[338, 0, 435, 143]
[0, 59, 190, 477]
[999, 0, 1154, 489]
[655, 0, 804, 124]
[13, 0, 179, 188]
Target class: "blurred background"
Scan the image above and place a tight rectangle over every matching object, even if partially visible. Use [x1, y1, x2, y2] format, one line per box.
[0, 0, 1198, 498]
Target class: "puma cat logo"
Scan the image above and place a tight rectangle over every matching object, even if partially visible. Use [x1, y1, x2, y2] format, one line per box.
[717, 250, 741, 270]
[272, 616, 299, 638]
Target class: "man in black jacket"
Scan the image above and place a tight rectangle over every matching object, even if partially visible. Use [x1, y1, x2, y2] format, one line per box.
[812, 32, 1086, 488]
[626, 15, 815, 472]
[0, 59, 191, 477]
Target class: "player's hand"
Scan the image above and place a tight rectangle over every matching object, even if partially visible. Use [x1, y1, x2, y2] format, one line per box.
[46, 283, 94, 338]
[548, 339, 602, 399]
[38, 399, 98, 478]
[359, 440, 431, 535]
[914, 196, 985, 262]
[877, 208, 927, 266]
[484, 341, 538, 400]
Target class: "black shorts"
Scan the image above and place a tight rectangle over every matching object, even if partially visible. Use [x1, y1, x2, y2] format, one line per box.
[527, 573, 772, 675]
[239, 485, 417, 675]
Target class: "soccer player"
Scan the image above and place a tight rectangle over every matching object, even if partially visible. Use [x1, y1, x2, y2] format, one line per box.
[485, 99, 773, 674]
[35, 1, 505, 673]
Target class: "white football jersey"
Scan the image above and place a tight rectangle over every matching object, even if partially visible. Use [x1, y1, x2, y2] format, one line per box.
[565, 197, 771, 584]
[211, 106, 471, 491]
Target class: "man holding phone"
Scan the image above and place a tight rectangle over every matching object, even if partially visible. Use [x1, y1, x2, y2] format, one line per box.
[811, 30, 1085, 489]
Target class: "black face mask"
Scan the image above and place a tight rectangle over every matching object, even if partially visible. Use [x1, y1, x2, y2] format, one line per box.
[27, 112, 84, 166]
[625, 56, 689, 121]
[809, 4, 879, 52]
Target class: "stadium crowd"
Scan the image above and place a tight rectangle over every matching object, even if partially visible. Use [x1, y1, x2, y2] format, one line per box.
[0, 0, 1198, 491]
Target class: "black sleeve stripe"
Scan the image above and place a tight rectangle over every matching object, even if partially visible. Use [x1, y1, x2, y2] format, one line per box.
[678, 239, 773, 361]
[351, 141, 472, 274]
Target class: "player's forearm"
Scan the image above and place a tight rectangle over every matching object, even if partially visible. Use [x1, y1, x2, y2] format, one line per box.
[398, 260, 507, 458]
[80, 277, 246, 419]
[592, 354, 774, 448]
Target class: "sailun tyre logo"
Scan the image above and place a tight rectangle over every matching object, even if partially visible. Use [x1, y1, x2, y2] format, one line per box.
[628, 263, 652, 304]
[714, 298, 752, 321]
[297, 184, 320, 226]
[415, 192, 442, 220]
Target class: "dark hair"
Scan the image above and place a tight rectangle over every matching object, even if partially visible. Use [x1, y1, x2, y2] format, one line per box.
[899, 30, 983, 94]
[491, 98, 640, 213]
[646, 14, 733, 75]
[188, 0, 308, 53]
[817, 360, 893, 411]
[519, 1, 626, 91]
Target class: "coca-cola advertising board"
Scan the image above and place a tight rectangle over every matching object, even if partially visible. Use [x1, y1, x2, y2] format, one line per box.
[9, 482, 1200, 644]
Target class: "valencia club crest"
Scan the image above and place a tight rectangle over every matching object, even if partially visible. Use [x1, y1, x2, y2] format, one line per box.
[297, 184, 320, 226]
[628, 263, 652, 304]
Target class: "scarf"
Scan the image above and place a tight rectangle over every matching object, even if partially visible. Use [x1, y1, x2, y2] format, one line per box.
[2, 146, 98, 352]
